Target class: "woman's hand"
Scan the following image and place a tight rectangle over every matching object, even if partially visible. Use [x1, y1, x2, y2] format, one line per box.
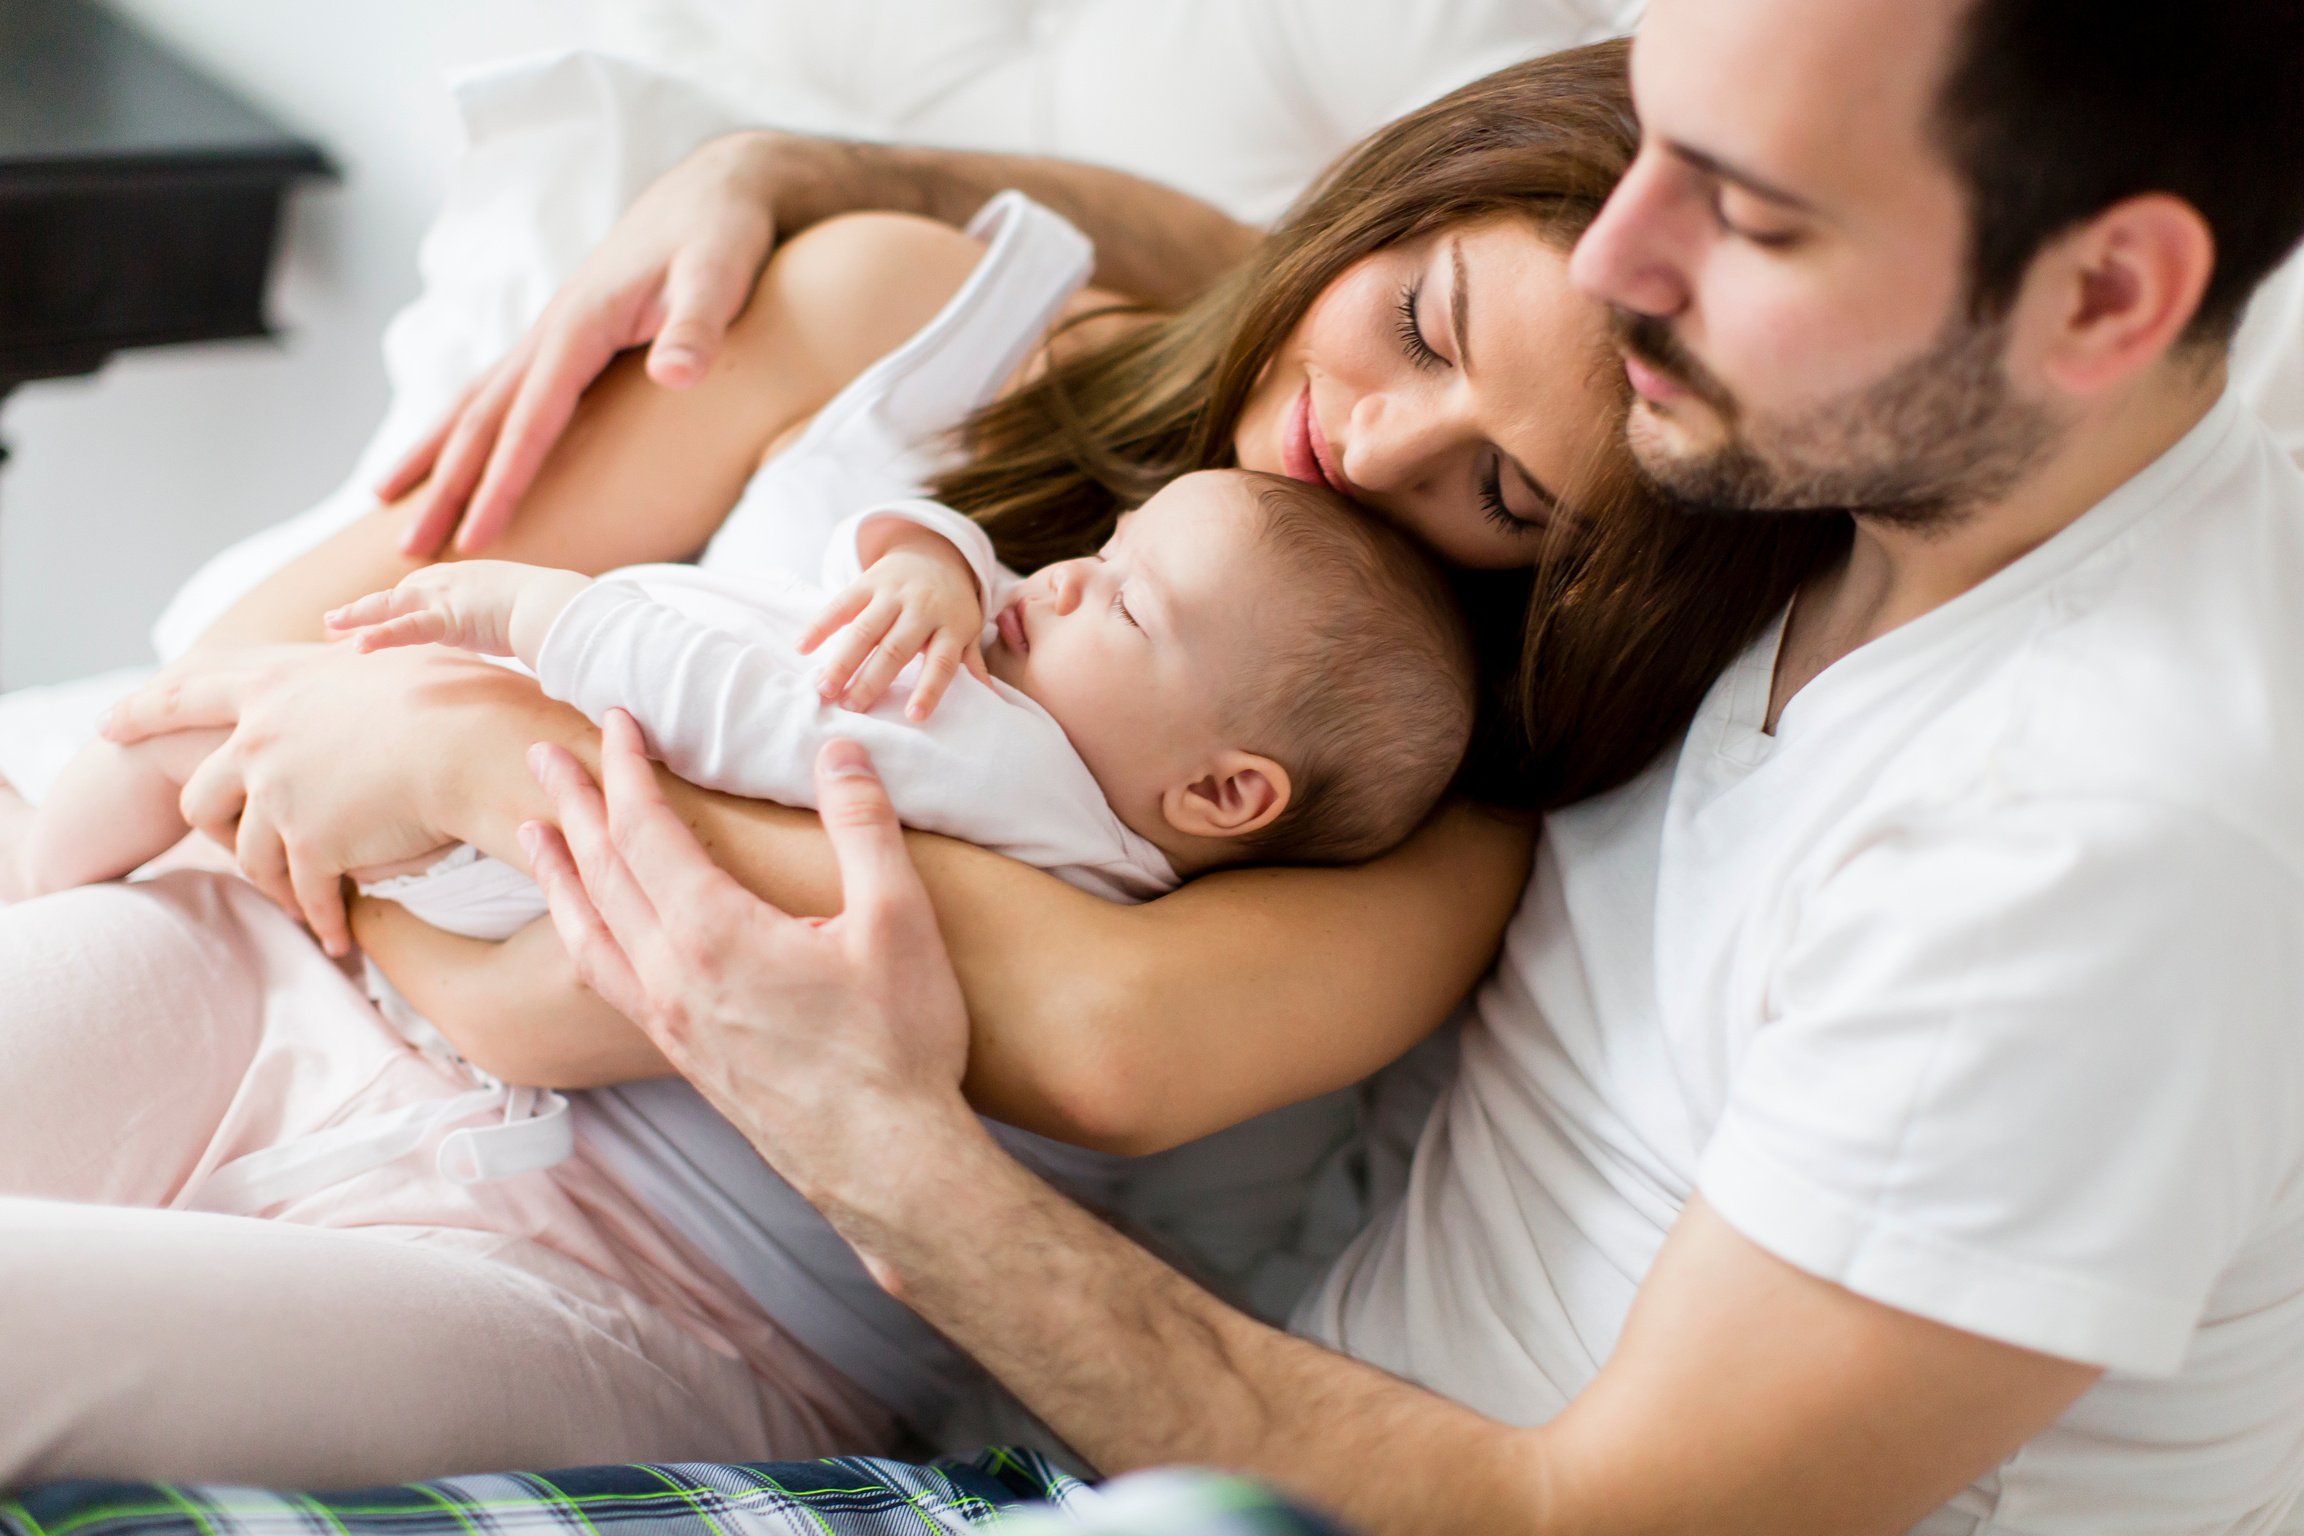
[381, 132, 786, 560]
[102, 644, 507, 957]
[523, 711, 973, 1212]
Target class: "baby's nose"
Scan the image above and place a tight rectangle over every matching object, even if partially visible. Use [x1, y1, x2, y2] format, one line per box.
[1048, 561, 1089, 615]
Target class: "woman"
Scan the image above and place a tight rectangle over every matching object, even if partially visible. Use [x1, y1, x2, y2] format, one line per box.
[0, 42, 1839, 1485]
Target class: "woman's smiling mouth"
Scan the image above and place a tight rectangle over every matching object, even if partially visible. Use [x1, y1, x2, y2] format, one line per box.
[1283, 385, 1356, 500]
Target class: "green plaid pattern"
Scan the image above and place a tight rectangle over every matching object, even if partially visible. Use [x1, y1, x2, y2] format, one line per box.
[1, 1454, 1344, 1536]
[0, 1450, 1082, 1536]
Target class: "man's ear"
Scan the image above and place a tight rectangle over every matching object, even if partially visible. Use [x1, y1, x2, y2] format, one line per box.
[2025, 192, 2218, 397]
[1163, 751, 1292, 841]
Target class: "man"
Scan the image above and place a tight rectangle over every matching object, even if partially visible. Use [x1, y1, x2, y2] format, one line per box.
[178, 0, 2304, 1530]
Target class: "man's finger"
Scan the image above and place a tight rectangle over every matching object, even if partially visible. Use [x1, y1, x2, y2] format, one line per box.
[812, 739, 933, 938]
[528, 740, 668, 953]
[523, 819, 650, 1022]
[594, 710, 785, 932]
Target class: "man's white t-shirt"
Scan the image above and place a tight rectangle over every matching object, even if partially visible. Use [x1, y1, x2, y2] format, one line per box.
[1301, 390, 2304, 1534]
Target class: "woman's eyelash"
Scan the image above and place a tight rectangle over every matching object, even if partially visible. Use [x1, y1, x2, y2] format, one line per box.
[1110, 590, 1140, 628]
[1394, 281, 1444, 371]
[1480, 461, 1537, 534]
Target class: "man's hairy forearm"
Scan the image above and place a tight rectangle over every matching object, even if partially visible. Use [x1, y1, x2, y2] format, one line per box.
[838, 1110, 1545, 1536]
[747, 130, 1261, 310]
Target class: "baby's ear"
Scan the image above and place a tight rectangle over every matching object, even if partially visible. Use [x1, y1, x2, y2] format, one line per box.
[1164, 752, 1291, 841]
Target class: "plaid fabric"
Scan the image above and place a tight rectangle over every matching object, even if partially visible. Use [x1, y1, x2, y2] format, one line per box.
[0, 1453, 1345, 1536]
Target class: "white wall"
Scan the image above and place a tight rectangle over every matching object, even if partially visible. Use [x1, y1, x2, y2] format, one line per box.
[0, 2, 610, 688]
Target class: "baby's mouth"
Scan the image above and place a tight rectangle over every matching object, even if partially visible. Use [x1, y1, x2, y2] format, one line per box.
[996, 598, 1030, 655]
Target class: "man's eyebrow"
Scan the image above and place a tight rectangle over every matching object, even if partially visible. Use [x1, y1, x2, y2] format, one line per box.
[1665, 140, 1819, 213]
[1449, 238, 1473, 372]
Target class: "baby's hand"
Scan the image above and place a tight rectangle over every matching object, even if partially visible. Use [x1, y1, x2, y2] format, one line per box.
[800, 525, 989, 719]
[326, 561, 590, 668]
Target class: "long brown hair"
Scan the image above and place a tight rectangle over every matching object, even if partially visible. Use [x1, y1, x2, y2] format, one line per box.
[934, 40, 1848, 811]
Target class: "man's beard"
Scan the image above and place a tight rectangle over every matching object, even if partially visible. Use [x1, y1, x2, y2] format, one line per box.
[1613, 306, 2061, 531]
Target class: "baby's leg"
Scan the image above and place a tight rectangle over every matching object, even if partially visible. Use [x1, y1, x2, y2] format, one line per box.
[1, 728, 227, 901]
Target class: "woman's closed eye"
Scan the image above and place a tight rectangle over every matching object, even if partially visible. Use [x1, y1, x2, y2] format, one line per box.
[1479, 456, 1541, 535]
[1394, 281, 1445, 372]
[1110, 590, 1141, 629]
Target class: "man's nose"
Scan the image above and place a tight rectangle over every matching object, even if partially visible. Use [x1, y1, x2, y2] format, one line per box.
[1568, 145, 1693, 320]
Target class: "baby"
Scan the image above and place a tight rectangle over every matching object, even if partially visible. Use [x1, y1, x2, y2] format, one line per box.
[3, 468, 1475, 936]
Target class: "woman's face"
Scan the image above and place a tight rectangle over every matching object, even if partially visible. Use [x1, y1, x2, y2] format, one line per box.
[1234, 216, 1623, 570]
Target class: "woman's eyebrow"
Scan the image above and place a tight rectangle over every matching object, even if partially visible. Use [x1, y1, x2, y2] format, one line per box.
[1449, 239, 1474, 371]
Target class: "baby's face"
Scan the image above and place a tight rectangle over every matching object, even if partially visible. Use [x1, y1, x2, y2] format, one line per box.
[986, 470, 1277, 839]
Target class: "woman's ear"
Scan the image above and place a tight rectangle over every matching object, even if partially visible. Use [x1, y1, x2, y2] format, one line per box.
[2026, 192, 2218, 398]
[1163, 751, 1292, 841]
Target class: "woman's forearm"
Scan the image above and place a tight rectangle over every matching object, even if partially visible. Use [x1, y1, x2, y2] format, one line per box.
[415, 672, 1533, 1153]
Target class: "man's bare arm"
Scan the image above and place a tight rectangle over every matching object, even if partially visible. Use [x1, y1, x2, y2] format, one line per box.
[523, 722, 2103, 1536]
[749, 130, 1259, 310]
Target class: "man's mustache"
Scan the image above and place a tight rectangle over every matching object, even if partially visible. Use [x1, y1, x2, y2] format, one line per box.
[1610, 309, 1735, 417]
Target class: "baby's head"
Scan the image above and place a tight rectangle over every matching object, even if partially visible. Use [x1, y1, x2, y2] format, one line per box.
[985, 468, 1475, 873]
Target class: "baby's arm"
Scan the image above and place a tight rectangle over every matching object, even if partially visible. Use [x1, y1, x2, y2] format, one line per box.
[2, 728, 229, 900]
[326, 561, 594, 670]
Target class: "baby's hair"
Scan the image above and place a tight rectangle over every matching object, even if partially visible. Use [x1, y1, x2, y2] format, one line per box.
[1224, 472, 1476, 865]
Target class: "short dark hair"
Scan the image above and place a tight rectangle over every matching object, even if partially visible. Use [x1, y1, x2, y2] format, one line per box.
[1933, 0, 2304, 342]
[1223, 473, 1476, 867]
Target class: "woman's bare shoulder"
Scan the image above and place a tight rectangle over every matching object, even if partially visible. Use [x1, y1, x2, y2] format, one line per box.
[756, 211, 994, 374]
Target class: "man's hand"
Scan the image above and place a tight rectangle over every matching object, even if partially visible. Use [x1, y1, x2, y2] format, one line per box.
[523, 712, 976, 1218]
[800, 525, 990, 719]
[326, 560, 592, 669]
[381, 132, 785, 559]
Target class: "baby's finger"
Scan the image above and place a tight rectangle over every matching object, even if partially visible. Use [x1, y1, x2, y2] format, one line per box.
[797, 586, 871, 656]
[323, 589, 407, 633]
[906, 637, 967, 720]
[812, 595, 900, 701]
[843, 610, 936, 714]
[350, 611, 453, 653]
[963, 642, 990, 684]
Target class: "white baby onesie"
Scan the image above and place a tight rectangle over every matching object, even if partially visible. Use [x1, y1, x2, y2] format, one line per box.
[388, 495, 1176, 941]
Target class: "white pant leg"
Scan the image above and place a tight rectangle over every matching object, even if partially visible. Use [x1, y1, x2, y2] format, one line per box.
[0, 1195, 804, 1486]
[0, 875, 273, 1206]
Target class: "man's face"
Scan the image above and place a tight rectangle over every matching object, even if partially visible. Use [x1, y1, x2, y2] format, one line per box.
[1570, 0, 2062, 524]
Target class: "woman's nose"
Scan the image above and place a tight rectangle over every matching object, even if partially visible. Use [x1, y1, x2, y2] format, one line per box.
[1345, 391, 1468, 496]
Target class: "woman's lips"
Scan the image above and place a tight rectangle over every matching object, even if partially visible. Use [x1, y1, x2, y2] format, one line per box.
[1283, 385, 1355, 499]
[996, 598, 1029, 655]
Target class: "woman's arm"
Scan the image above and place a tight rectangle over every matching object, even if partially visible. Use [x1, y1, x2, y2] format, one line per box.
[189, 211, 1003, 654]
[351, 900, 675, 1089]
[389, 130, 1258, 554]
[360, 668, 1531, 1152]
